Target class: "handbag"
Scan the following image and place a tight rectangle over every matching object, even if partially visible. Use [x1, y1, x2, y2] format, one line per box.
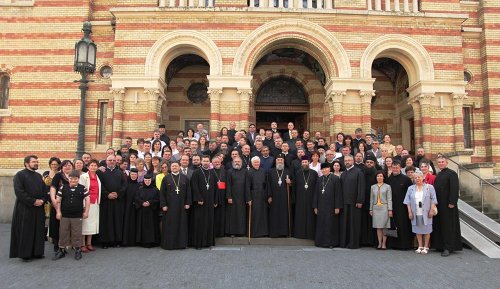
[383, 217, 398, 238]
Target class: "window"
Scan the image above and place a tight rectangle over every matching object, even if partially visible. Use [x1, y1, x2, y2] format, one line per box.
[463, 106, 473, 149]
[0, 74, 9, 109]
[97, 101, 108, 144]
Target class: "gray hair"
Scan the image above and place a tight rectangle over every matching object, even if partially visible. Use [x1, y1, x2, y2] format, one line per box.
[413, 171, 424, 178]
[251, 156, 260, 163]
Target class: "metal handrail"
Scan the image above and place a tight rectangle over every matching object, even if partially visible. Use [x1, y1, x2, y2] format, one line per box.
[438, 153, 500, 214]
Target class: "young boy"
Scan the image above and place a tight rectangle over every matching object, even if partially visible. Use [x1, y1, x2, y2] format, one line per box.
[53, 170, 90, 260]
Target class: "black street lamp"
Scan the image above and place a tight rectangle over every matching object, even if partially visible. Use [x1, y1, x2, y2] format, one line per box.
[74, 21, 97, 158]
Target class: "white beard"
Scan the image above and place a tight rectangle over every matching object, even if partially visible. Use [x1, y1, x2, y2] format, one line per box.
[276, 164, 284, 170]
[233, 164, 242, 170]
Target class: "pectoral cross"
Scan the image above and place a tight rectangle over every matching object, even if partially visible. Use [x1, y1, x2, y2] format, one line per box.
[247, 165, 250, 170]
[305, 184, 308, 189]
[321, 188, 325, 194]
[206, 184, 210, 190]
[175, 187, 180, 194]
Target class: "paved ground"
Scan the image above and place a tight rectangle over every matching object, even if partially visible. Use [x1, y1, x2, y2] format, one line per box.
[1, 224, 499, 289]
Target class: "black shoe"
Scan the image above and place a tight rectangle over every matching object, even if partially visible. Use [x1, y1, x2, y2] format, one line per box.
[74, 249, 82, 260]
[52, 249, 66, 261]
[53, 244, 59, 252]
[441, 249, 450, 257]
[102, 245, 109, 249]
[33, 255, 45, 259]
[21, 258, 32, 262]
[115, 244, 121, 248]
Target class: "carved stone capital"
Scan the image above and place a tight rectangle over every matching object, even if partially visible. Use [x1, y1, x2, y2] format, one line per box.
[237, 89, 253, 102]
[451, 93, 468, 106]
[360, 90, 376, 103]
[109, 88, 125, 101]
[326, 90, 346, 104]
[207, 88, 223, 101]
[0, 64, 14, 75]
[410, 93, 434, 106]
[144, 88, 160, 101]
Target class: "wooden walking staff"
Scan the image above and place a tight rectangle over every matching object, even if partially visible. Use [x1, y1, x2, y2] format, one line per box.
[286, 175, 291, 237]
[248, 202, 252, 244]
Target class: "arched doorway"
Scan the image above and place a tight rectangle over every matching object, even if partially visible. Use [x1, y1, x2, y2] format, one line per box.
[252, 48, 327, 134]
[255, 76, 309, 132]
[161, 54, 211, 135]
[371, 58, 414, 153]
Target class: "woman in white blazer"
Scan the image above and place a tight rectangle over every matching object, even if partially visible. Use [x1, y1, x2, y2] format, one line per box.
[79, 159, 102, 252]
[403, 171, 437, 255]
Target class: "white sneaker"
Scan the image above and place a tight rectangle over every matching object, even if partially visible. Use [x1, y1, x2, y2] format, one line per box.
[415, 247, 423, 254]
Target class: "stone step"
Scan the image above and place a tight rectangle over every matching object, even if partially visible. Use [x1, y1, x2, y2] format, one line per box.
[460, 195, 474, 202]
[473, 206, 490, 213]
[216, 237, 314, 246]
[468, 201, 483, 207]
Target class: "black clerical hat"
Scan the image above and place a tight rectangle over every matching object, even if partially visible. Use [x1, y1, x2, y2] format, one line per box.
[320, 163, 330, 169]
[301, 155, 310, 161]
[159, 124, 166, 128]
[365, 153, 377, 162]
[130, 168, 138, 173]
[275, 154, 285, 160]
[144, 173, 153, 179]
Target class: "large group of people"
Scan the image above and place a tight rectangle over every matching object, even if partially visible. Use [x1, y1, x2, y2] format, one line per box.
[10, 121, 463, 262]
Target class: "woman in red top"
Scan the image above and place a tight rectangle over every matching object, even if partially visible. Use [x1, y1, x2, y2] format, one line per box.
[420, 161, 435, 185]
[79, 159, 101, 252]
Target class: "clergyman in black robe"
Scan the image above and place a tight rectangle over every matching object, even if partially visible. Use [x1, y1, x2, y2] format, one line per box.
[313, 163, 343, 248]
[160, 162, 192, 250]
[293, 156, 318, 240]
[10, 156, 47, 261]
[97, 155, 127, 247]
[122, 169, 140, 246]
[339, 155, 366, 249]
[189, 156, 218, 249]
[248, 157, 268, 237]
[431, 157, 463, 256]
[225, 157, 251, 236]
[386, 161, 414, 250]
[360, 155, 378, 247]
[212, 157, 227, 237]
[135, 174, 160, 247]
[267, 154, 293, 237]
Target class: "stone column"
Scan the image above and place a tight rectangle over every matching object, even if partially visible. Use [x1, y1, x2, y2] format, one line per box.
[326, 90, 346, 142]
[417, 93, 434, 154]
[110, 88, 125, 149]
[360, 90, 375, 136]
[208, 88, 223, 139]
[409, 97, 422, 149]
[452, 93, 468, 151]
[144, 88, 161, 133]
[237, 89, 252, 130]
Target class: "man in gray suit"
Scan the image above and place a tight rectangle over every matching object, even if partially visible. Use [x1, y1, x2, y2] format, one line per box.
[180, 155, 194, 180]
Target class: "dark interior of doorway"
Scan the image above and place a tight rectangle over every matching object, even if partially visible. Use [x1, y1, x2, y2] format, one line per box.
[256, 112, 307, 134]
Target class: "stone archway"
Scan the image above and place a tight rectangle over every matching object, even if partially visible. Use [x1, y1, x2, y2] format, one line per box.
[145, 30, 223, 79]
[360, 34, 435, 85]
[232, 19, 352, 80]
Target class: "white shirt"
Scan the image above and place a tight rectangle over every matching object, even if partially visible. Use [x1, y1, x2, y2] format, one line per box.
[309, 163, 322, 177]
[415, 186, 424, 216]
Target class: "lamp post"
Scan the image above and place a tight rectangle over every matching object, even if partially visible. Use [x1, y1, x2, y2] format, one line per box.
[74, 21, 97, 158]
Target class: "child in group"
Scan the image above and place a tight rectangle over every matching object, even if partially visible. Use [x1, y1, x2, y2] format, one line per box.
[53, 170, 90, 260]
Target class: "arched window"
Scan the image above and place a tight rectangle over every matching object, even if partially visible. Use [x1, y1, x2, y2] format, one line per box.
[256, 77, 308, 105]
[0, 74, 10, 109]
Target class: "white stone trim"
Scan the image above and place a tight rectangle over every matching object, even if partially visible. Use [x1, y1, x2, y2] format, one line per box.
[0, 0, 34, 6]
[360, 34, 435, 85]
[232, 18, 352, 79]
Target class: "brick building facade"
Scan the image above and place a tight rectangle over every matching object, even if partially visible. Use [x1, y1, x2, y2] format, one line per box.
[0, 0, 499, 171]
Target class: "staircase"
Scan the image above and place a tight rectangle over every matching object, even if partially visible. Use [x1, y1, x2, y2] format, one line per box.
[460, 191, 500, 223]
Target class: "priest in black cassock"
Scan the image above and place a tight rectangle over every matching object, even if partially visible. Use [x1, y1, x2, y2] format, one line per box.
[339, 155, 366, 249]
[135, 174, 160, 247]
[97, 155, 127, 248]
[431, 156, 463, 257]
[360, 155, 378, 247]
[248, 156, 268, 237]
[189, 155, 218, 249]
[293, 156, 318, 240]
[313, 163, 343, 248]
[212, 156, 227, 237]
[122, 169, 140, 247]
[386, 161, 414, 250]
[10, 155, 47, 261]
[160, 162, 192, 250]
[267, 154, 293, 237]
[225, 157, 251, 236]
